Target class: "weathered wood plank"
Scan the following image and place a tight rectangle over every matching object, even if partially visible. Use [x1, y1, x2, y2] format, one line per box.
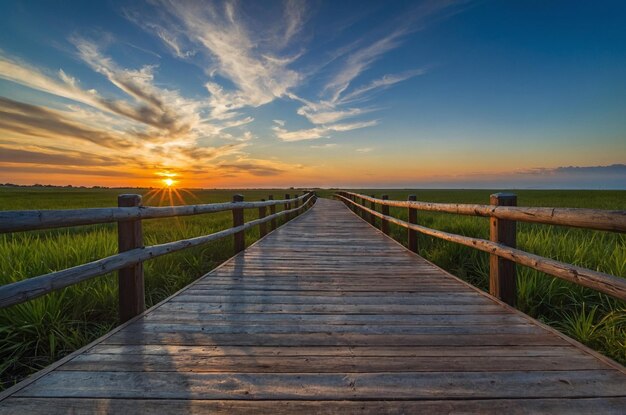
[121, 322, 543, 335]
[155, 302, 509, 314]
[15, 370, 626, 399]
[4, 397, 626, 415]
[142, 313, 529, 325]
[103, 332, 567, 347]
[61, 353, 603, 372]
[85, 345, 581, 358]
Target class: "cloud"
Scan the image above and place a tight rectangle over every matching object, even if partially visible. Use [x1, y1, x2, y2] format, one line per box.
[0, 146, 120, 167]
[391, 164, 626, 190]
[0, 97, 134, 149]
[278, 1, 454, 140]
[217, 162, 284, 177]
[273, 119, 285, 127]
[356, 147, 373, 153]
[310, 143, 338, 149]
[520, 164, 626, 176]
[138, 0, 303, 120]
[323, 30, 407, 103]
[274, 120, 377, 142]
[296, 106, 367, 124]
[338, 68, 427, 104]
[70, 37, 203, 136]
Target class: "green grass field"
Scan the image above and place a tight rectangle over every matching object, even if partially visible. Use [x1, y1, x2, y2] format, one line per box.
[0, 187, 624, 390]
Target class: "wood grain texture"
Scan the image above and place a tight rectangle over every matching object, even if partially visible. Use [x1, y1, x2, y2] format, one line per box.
[1, 197, 624, 413]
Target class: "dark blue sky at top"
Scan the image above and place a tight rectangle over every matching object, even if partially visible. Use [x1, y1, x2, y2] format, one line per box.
[0, 0, 624, 188]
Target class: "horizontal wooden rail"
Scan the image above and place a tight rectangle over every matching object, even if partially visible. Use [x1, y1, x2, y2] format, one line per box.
[0, 194, 310, 233]
[343, 192, 626, 233]
[0, 195, 316, 309]
[335, 193, 626, 302]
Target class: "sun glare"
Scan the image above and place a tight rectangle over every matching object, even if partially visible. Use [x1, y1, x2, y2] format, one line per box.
[163, 178, 175, 187]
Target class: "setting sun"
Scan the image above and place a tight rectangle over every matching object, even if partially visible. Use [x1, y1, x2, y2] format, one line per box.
[163, 178, 175, 187]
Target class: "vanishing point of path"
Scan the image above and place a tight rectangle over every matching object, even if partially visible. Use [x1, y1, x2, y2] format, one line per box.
[1, 198, 625, 413]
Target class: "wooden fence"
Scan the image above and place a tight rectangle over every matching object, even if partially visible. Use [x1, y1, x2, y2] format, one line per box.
[0, 191, 316, 320]
[335, 191, 626, 304]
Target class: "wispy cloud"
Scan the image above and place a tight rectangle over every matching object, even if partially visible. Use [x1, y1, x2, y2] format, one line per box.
[128, 0, 446, 141]
[134, 0, 303, 121]
[356, 147, 374, 153]
[310, 143, 338, 149]
[274, 120, 378, 142]
[273, 2, 452, 140]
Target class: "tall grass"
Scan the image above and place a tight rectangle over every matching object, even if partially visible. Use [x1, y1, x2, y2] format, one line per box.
[0, 187, 297, 389]
[318, 189, 626, 365]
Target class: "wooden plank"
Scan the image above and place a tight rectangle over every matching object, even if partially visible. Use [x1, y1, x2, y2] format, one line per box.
[155, 302, 509, 314]
[61, 353, 603, 373]
[142, 313, 530, 325]
[86, 345, 582, 358]
[15, 370, 626, 399]
[3, 397, 626, 415]
[120, 322, 544, 335]
[103, 332, 567, 347]
[169, 294, 496, 305]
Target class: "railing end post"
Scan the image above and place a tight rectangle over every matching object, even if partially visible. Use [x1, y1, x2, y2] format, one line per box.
[381, 195, 390, 235]
[259, 199, 267, 238]
[408, 194, 418, 253]
[232, 194, 245, 253]
[489, 192, 517, 306]
[117, 193, 144, 323]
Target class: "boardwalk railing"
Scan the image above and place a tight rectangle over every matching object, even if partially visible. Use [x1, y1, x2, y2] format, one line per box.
[335, 191, 626, 304]
[0, 191, 316, 320]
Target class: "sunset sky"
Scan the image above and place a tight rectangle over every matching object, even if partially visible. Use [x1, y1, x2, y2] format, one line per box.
[0, 1, 625, 189]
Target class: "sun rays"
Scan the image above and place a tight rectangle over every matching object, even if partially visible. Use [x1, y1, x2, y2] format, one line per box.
[143, 171, 200, 207]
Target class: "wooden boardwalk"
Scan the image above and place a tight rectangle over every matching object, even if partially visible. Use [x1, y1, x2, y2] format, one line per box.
[1, 198, 625, 413]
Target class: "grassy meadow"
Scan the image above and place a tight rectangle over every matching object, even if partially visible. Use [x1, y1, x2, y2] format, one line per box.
[0, 187, 625, 389]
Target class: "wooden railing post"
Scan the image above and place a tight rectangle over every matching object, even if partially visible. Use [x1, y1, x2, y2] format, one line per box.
[381, 195, 390, 235]
[269, 195, 277, 231]
[369, 195, 376, 226]
[232, 194, 245, 254]
[490, 193, 517, 306]
[408, 195, 418, 253]
[259, 199, 267, 238]
[285, 193, 291, 220]
[117, 194, 144, 323]
[358, 195, 364, 218]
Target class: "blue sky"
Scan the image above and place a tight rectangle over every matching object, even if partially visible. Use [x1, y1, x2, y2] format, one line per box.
[0, 0, 625, 188]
